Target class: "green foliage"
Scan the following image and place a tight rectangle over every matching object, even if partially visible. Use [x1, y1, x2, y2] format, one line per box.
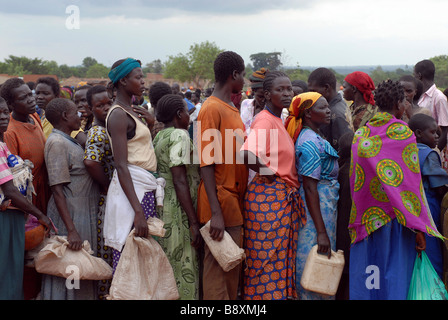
[163, 54, 192, 83]
[282, 64, 310, 82]
[142, 59, 163, 74]
[250, 52, 282, 71]
[0, 55, 109, 79]
[2, 52, 447, 91]
[369, 66, 413, 85]
[85, 63, 110, 78]
[430, 55, 448, 89]
[163, 41, 223, 86]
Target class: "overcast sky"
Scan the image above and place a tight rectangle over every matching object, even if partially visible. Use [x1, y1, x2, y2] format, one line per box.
[1, 0, 447, 69]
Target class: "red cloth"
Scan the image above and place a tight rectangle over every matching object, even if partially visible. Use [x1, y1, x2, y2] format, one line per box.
[345, 71, 376, 106]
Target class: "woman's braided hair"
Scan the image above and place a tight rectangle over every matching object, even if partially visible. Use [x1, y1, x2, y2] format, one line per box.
[262, 70, 289, 93]
[373, 79, 405, 112]
[155, 93, 186, 124]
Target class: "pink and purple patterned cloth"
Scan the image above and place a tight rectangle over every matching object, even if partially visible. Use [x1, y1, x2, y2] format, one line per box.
[349, 112, 444, 245]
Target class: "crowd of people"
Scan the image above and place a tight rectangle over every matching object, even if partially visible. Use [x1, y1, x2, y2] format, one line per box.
[0, 51, 447, 301]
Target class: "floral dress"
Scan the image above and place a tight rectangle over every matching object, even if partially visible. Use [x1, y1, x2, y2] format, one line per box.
[84, 125, 114, 299]
[153, 127, 200, 300]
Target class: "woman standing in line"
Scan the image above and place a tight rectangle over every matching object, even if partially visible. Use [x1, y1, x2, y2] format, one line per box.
[0, 97, 53, 300]
[103, 58, 164, 272]
[349, 80, 443, 299]
[343, 71, 377, 131]
[0, 77, 52, 299]
[286, 91, 340, 300]
[41, 98, 99, 300]
[241, 71, 305, 300]
[153, 94, 202, 300]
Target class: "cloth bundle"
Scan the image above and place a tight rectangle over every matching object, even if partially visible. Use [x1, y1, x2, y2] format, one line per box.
[104, 164, 166, 251]
[107, 217, 179, 300]
[34, 235, 113, 280]
[200, 220, 246, 272]
[0, 154, 35, 205]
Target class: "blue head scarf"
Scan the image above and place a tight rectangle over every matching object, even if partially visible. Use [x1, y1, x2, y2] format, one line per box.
[108, 58, 141, 84]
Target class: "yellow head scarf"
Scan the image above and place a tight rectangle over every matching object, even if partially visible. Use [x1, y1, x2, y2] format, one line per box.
[285, 92, 322, 142]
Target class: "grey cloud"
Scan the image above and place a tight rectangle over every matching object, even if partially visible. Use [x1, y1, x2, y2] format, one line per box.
[1, 0, 316, 19]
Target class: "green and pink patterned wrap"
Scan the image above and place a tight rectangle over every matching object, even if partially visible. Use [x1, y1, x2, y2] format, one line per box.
[349, 112, 445, 245]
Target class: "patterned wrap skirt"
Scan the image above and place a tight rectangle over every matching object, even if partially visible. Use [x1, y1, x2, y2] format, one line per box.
[243, 174, 305, 300]
[296, 178, 339, 300]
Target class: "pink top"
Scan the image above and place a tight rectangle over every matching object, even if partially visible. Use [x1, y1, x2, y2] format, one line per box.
[418, 84, 448, 127]
[0, 142, 13, 185]
[241, 110, 299, 188]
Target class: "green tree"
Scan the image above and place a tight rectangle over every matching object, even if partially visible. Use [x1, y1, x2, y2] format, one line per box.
[82, 57, 98, 69]
[188, 41, 223, 87]
[245, 63, 254, 78]
[430, 55, 448, 89]
[143, 59, 163, 74]
[3, 55, 48, 75]
[283, 63, 310, 82]
[249, 52, 282, 71]
[85, 63, 109, 78]
[163, 41, 223, 87]
[163, 54, 192, 83]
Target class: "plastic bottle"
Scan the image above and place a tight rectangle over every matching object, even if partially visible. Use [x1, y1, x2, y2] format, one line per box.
[7, 154, 19, 167]
[300, 245, 345, 296]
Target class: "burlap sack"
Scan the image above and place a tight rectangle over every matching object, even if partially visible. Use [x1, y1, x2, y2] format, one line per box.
[34, 235, 113, 280]
[107, 217, 179, 300]
[200, 220, 245, 272]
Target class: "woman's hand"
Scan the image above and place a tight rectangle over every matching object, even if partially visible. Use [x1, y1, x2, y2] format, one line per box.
[415, 231, 426, 256]
[67, 229, 83, 251]
[132, 106, 155, 128]
[189, 222, 203, 249]
[133, 209, 149, 238]
[38, 215, 57, 235]
[317, 231, 332, 259]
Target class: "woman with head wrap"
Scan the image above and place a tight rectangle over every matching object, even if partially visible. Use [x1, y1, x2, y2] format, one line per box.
[286, 92, 340, 300]
[343, 71, 378, 131]
[349, 79, 444, 300]
[103, 58, 164, 273]
[241, 71, 305, 300]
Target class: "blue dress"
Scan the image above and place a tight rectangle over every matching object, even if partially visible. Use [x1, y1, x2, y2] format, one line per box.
[418, 143, 448, 277]
[295, 128, 340, 300]
[349, 219, 416, 300]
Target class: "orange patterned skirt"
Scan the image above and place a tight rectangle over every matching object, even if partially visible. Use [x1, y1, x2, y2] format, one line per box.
[243, 174, 305, 300]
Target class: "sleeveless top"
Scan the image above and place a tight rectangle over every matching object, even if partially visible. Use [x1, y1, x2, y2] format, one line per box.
[106, 105, 157, 172]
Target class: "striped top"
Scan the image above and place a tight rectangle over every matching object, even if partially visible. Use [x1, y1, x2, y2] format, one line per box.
[295, 128, 339, 181]
[0, 142, 13, 185]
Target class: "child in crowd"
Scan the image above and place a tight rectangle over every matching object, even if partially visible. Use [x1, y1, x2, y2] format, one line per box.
[41, 98, 100, 300]
[409, 112, 448, 277]
[84, 85, 114, 299]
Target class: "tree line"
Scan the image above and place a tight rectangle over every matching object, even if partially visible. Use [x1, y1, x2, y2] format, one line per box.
[2, 42, 448, 89]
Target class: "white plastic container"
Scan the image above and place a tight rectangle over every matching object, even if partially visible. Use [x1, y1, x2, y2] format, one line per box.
[300, 245, 345, 296]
